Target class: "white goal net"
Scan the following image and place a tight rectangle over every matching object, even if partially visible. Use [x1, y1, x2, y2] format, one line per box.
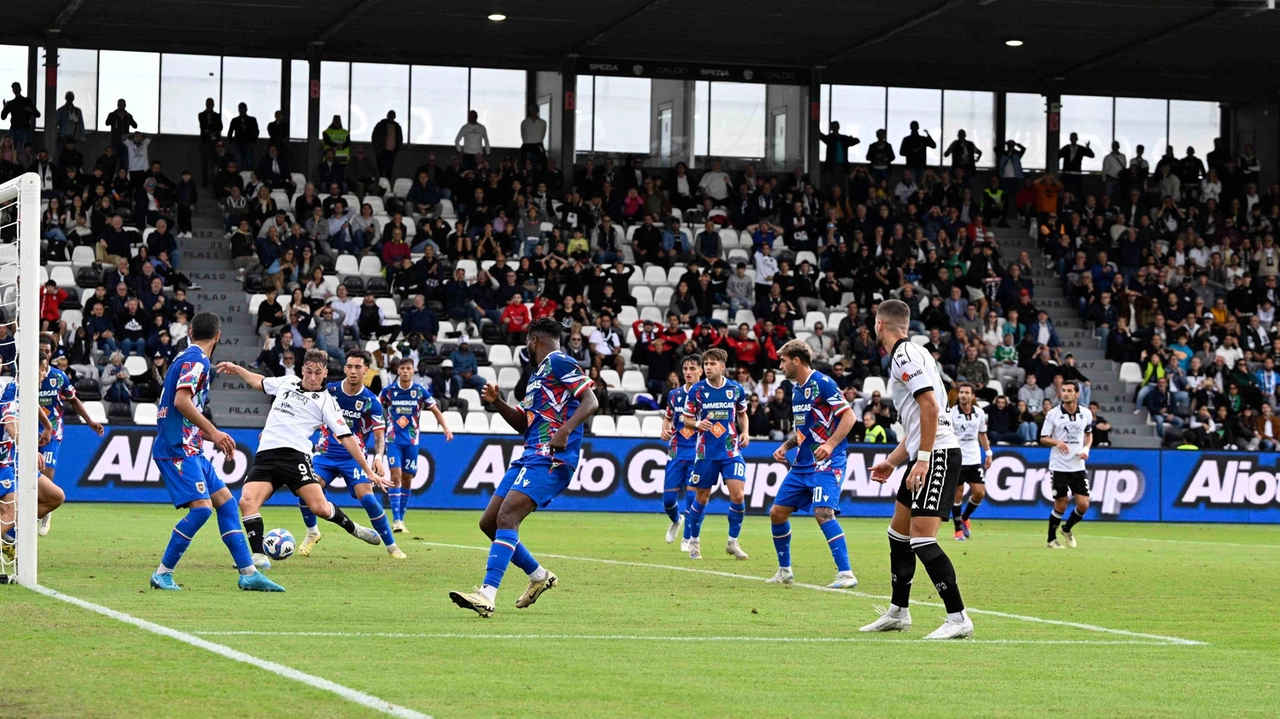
[0, 173, 42, 586]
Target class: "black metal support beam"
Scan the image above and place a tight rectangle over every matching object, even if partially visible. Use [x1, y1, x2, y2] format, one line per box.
[820, 0, 966, 65]
[50, 0, 90, 31]
[315, 0, 385, 44]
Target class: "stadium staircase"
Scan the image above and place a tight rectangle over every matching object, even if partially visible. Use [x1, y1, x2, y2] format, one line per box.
[180, 203, 274, 426]
[994, 227, 1160, 448]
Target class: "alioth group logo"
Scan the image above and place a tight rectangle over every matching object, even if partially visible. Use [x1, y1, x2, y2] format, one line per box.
[1177, 456, 1280, 507]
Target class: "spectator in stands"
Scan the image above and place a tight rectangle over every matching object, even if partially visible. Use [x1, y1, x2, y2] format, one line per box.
[944, 129, 981, 176]
[256, 144, 295, 198]
[255, 287, 285, 343]
[315, 148, 343, 191]
[371, 111, 403, 179]
[745, 394, 770, 439]
[454, 110, 489, 168]
[95, 214, 131, 265]
[500, 294, 531, 344]
[1256, 403, 1280, 451]
[805, 322, 836, 367]
[645, 337, 680, 398]
[631, 213, 664, 267]
[448, 337, 485, 394]
[851, 411, 888, 444]
[357, 292, 395, 339]
[86, 301, 118, 355]
[115, 297, 149, 357]
[698, 159, 731, 203]
[345, 145, 381, 199]
[984, 395, 1021, 445]
[221, 183, 248, 232]
[564, 331, 590, 367]
[588, 314, 625, 374]
[991, 332, 1025, 392]
[765, 386, 791, 441]
[899, 121, 935, 175]
[1017, 373, 1045, 407]
[100, 351, 132, 405]
[313, 304, 343, 354]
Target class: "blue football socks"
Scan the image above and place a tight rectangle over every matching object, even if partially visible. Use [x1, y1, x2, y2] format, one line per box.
[387, 489, 402, 522]
[483, 529, 520, 590]
[511, 541, 540, 576]
[215, 500, 255, 573]
[727, 501, 746, 539]
[771, 520, 792, 568]
[662, 489, 681, 523]
[359, 493, 395, 547]
[682, 493, 694, 540]
[298, 497, 318, 531]
[687, 500, 706, 539]
[821, 519, 852, 573]
[159, 506, 212, 572]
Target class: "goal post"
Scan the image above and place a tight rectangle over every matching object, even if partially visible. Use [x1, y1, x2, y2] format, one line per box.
[0, 172, 43, 587]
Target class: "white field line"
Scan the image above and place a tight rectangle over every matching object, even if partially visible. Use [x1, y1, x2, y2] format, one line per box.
[192, 630, 1187, 647]
[27, 584, 432, 719]
[417, 541, 1207, 647]
[1085, 535, 1280, 551]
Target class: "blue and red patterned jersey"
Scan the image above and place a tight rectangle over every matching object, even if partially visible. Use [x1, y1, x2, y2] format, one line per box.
[664, 385, 697, 460]
[683, 378, 748, 461]
[0, 394, 18, 468]
[153, 345, 212, 459]
[518, 351, 592, 468]
[380, 380, 436, 447]
[791, 370, 851, 472]
[316, 382, 384, 457]
[7, 367, 78, 443]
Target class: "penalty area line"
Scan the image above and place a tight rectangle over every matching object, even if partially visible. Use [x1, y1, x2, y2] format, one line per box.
[417, 541, 1207, 647]
[26, 584, 432, 719]
[192, 630, 1188, 647]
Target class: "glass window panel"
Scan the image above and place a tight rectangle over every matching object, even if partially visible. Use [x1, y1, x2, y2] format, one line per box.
[709, 81, 765, 158]
[828, 84, 885, 162]
[320, 61, 350, 131]
[409, 65, 468, 145]
[37, 48, 97, 134]
[159, 54, 220, 135]
[694, 81, 709, 157]
[1113, 97, 1166, 163]
[0, 45, 27, 97]
[1006, 92, 1045, 171]
[470, 67, 525, 149]
[289, 59, 308, 141]
[99, 50, 160, 133]
[1168, 100, 1219, 162]
[943, 90, 995, 169]
[887, 87, 941, 166]
[222, 56, 281, 139]
[593, 76, 650, 154]
[1059, 94, 1112, 172]
[575, 75, 594, 152]
[349, 62, 408, 143]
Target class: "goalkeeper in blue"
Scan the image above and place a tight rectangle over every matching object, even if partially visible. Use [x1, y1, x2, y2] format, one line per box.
[766, 340, 859, 589]
[380, 357, 452, 533]
[149, 312, 283, 592]
[449, 318, 598, 618]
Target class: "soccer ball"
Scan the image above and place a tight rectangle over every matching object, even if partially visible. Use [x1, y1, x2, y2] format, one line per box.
[263, 528, 295, 561]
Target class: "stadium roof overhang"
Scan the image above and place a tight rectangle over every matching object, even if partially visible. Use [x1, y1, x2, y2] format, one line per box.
[4, 0, 1280, 101]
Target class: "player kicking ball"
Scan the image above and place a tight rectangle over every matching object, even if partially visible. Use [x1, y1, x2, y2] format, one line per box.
[148, 313, 282, 591]
[296, 349, 405, 559]
[450, 318, 597, 618]
[682, 349, 750, 561]
[659, 356, 701, 550]
[380, 357, 452, 534]
[861, 300, 973, 640]
[219, 350, 391, 569]
[766, 340, 858, 589]
[1041, 381, 1092, 549]
[949, 383, 991, 540]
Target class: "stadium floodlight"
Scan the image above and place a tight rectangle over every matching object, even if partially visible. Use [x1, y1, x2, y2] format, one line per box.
[1005, 39, 1024, 47]
[488, 13, 507, 21]
[0, 173, 41, 586]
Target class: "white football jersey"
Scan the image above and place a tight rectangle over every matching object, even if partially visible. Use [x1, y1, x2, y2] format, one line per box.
[257, 376, 352, 455]
[949, 404, 987, 466]
[888, 338, 959, 456]
[1040, 403, 1093, 472]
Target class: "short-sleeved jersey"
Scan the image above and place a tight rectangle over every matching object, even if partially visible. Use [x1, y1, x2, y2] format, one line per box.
[887, 338, 959, 456]
[519, 350, 592, 467]
[316, 382, 384, 457]
[0, 396, 18, 468]
[792, 370, 852, 472]
[949, 404, 987, 466]
[665, 385, 697, 460]
[683, 378, 749, 461]
[154, 345, 212, 459]
[257, 376, 352, 455]
[9, 368, 77, 442]
[380, 381, 436, 447]
[1040, 404, 1094, 472]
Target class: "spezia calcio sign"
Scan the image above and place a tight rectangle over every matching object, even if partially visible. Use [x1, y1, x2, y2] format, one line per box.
[53, 427, 1278, 523]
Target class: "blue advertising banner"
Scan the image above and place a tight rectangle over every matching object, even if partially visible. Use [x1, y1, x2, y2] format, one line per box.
[44, 426, 1218, 522]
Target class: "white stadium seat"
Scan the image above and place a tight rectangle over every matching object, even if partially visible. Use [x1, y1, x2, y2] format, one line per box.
[422, 411, 441, 432]
[458, 388, 482, 409]
[464, 412, 489, 433]
[639, 306, 663, 324]
[987, 380, 1005, 396]
[804, 311, 827, 331]
[666, 267, 684, 286]
[643, 266, 666, 285]
[441, 410, 465, 433]
[640, 416, 665, 437]
[456, 259, 478, 281]
[365, 196, 386, 214]
[631, 286, 653, 306]
[617, 306, 638, 327]
[489, 415, 518, 434]
[83, 401, 108, 425]
[828, 311, 845, 330]
[358, 255, 384, 277]
[861, 376, 887, 396]
[620, 370, 646, 393]
[487, 345, 514, 367]
[733, 310, 756, 326]
[62, 309, 83, 330]
[71, 245, 96, 268]
[615, 416, 642, 437]
[795, 251, 817, 268]
[51, 265, 76, 289]
[133, 403, 158, 425]
[653, 287, 673, 307]
[497, 367, 521, 388]
[719, 227, 740, 249]
[600, 369, 621, 389]
[123, 355, 148, 376]
[376, 297, 400, 321]
[1119, 362, 1143, 384]
[591, 416, 617, 436]
[477, 366, 498, 385]
[393, 178, 412, 198]
[334, 254, 360, 277]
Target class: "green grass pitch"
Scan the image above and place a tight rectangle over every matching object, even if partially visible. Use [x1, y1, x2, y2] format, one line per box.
[3, 503, 1279, 718]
